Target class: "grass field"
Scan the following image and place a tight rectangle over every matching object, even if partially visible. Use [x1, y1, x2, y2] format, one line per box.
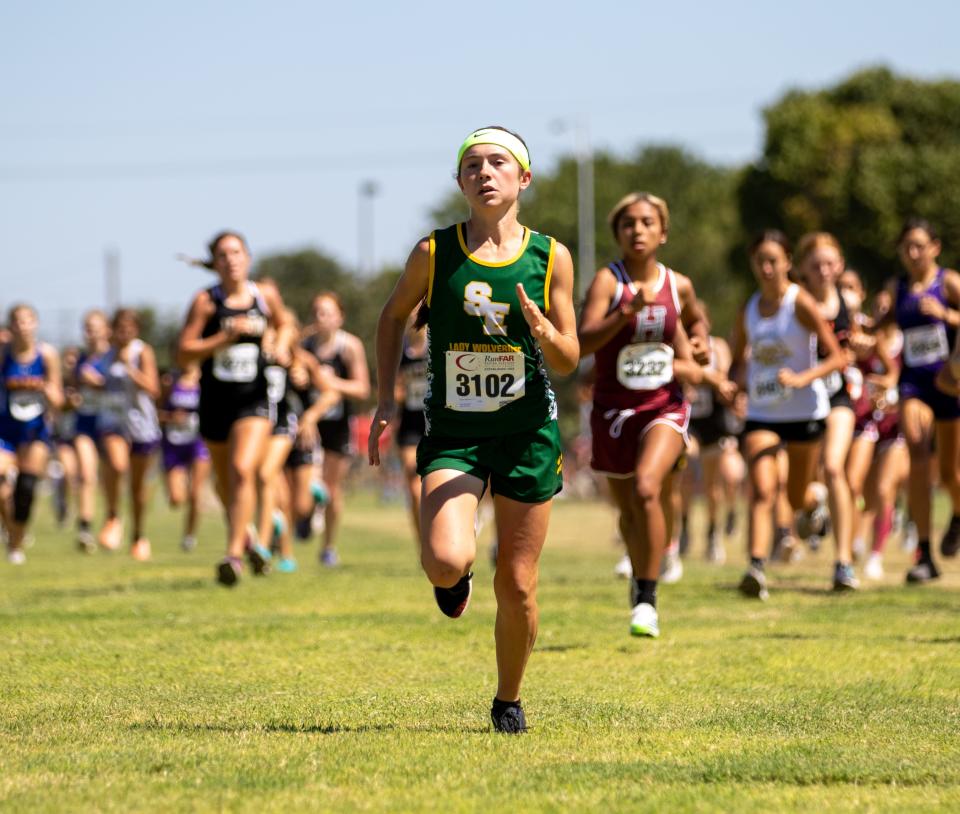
[2, 488, 959, 812]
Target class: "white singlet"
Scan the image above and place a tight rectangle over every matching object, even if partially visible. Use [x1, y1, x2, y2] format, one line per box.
[745, 284, 829, 423]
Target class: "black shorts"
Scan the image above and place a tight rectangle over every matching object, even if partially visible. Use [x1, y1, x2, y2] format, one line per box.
[285, 444, 315, 470]
[743, 418, 826, 444]
[689, 416, 728, 449]
[272, 406, 298, 439]
[318, 417, 353, 456]
[829, 389, 854, 412]
[396, 409, 425, 448]
[200, 398, 271, 444]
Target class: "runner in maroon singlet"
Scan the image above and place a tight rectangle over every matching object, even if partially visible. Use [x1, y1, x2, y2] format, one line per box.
[579, 192, 716, 638]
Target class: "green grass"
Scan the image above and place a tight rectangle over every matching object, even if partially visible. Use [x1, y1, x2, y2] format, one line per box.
[2, 490, 959, 812]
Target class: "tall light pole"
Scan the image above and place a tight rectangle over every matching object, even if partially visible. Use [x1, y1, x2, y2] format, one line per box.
[104, 247, 121, 310]
[358, 179, 380, 275]
[574, 118, 595, 305]
[551, 118, 594, 303]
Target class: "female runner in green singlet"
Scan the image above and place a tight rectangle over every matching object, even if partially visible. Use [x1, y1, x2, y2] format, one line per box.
[369, 127, 579, 733]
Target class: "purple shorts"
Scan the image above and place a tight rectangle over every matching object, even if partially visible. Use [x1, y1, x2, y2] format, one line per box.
[161, 439, 209, 471]
[131, 439, 160, 457]
[900, 377, 960, 421]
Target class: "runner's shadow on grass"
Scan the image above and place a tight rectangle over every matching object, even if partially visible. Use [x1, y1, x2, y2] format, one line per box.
[535, 643, 585, 653]
[898, 635, 960, 645]
[130, 721, 489, 735]
[715, 581, 843, 597]
[27, 578, 209, 601]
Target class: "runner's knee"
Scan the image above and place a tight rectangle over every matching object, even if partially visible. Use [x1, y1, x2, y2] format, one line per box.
[421, 548, 471, 586]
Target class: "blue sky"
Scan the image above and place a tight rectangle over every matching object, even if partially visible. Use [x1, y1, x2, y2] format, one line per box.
[2, 0, 958, 343]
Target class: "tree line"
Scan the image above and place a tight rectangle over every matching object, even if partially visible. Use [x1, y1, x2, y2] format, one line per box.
[140, 67, 960, 439]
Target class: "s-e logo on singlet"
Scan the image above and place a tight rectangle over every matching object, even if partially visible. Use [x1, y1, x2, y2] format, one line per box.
[633, 306, 666, 342]
[464, 282, 510, 336]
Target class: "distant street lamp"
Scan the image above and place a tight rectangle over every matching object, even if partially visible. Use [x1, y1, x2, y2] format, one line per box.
[358, 180, 380, 275]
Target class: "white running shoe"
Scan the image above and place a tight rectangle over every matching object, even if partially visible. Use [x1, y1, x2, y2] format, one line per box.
[614, 553, 632, 579]
[7, 548, 26, 565]
[660, 548, 683, 584]
[902, 521, 918, 553]
[76, 529, 96, 555]
[864, 552, 884, 581]
[706, 531, 726, 565]
[181, 534, 198, 553]
[311, 505, 326, 535]
[630, 602, 660, 638]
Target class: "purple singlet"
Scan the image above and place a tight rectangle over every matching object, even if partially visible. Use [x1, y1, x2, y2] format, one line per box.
[161, 378, 209, 470]
[895, 267, 960, 419]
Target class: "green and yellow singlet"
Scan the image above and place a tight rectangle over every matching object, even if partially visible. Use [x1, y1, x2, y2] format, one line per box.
[423, 222, 558, 437]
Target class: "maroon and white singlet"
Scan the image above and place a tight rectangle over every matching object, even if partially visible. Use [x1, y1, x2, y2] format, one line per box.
[590, 262, 690, 477]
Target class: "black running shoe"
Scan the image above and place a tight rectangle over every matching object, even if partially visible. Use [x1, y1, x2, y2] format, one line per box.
[939, 516, 960, 558]
[246, 542, 272, 576]
[738, 566, 769, 600]
[216, 556, 243, 587]
[294, 516, 312, 541]
[491, 700, 527, 734]
[433, 572, 473, 618]
[678, 522, 690, 557]
[906, 559, 940, 584]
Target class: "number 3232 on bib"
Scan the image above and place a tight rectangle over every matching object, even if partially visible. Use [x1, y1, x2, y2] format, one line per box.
[445, 351, 525, 412]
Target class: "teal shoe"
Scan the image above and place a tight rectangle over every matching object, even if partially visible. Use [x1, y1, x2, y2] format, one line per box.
[311, 482, 329, 506]
[275, 557, 298, 574]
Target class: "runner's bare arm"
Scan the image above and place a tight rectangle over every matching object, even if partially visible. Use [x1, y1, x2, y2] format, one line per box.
[335, 334, 372, 402]
[727, 303, 750, 394]
[577, 268, 629, 356]
[671, 320, 704, 386]
[675, 273, 709, 363]
[788, 288, 846, 388]
[517, 241, 578, 375]
[369, 238, 431, 465]
[178, 291, 234, 366]
[41, 344, 64, 410]
[125, 343, 161, 400]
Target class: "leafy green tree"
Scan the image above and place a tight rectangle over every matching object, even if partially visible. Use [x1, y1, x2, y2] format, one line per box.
[739, 66, 960, 287]
[252, 249, 401, 390]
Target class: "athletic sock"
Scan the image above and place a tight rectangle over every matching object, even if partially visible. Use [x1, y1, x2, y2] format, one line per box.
[775, 526, 790, 543]
[707, 521, 717, 539]
[631, 577, 657, 608]
[750, 556, 765, 571]
[873, 505, 893, 554]
[492, 697, 522, 714]
[78, 519, 91, 532]
[918, 539, 932, 563]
